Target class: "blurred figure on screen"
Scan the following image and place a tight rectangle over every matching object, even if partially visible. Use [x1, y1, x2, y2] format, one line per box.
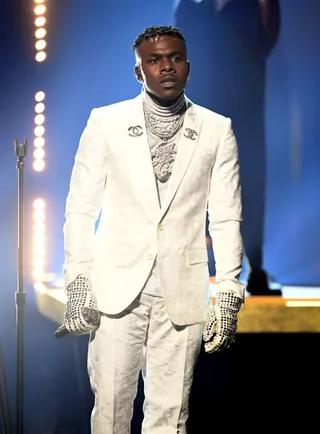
[173, 0, 281, 295]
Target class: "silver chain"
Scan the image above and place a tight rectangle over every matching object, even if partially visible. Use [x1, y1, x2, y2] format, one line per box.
[143, 99, 186, 142]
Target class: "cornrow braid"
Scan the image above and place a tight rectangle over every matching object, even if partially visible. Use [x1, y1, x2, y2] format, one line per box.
[132, 25, 186, 51]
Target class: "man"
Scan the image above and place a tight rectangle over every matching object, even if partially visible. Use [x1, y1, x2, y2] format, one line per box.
[173, 0, 281, 294]
[62, 25, 244, 433]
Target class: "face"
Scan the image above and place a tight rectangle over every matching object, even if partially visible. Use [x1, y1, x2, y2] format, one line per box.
[134, 35, 190, 105]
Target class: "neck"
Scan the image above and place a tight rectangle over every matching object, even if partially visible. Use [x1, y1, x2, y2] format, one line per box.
[145, 89, 184, 107]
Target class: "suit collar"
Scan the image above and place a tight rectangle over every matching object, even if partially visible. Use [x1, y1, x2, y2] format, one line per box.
[125, 95, 161, 220]
[160, 102, 202, 220]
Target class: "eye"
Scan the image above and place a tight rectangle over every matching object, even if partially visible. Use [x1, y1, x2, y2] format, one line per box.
[172, 56, 182, 62]
[149, 58, 159, 64]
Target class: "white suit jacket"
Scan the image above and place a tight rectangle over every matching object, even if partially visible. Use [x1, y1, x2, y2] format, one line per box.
[63, 94, 245, 325]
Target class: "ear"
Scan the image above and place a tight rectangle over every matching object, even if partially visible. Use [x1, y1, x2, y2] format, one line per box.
[134, 64, 143, 83]
[187, 60, 191, 80]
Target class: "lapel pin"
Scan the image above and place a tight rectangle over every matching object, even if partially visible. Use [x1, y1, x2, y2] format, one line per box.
[184, 128, 198, 141]
[128, 125, 143, 137]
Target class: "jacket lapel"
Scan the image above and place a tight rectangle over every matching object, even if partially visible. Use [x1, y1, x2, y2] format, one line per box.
[160, 103, 202, 221]
[125, 95, 160, 220]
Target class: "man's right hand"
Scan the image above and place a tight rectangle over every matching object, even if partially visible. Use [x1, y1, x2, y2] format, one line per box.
[64, 274, 100, 335]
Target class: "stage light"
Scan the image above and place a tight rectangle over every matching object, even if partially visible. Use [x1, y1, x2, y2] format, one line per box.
[33, 245, 45, 256]
[33, 210, 45, 222]
[34, 0, 47, 61]
[286, 300, 320, 307]
[35, 28, 46, 39]
[34, 125, 45, 137]
[35, 51, 47, 62]
[34, 137, 45, 148]
[35, 103, 45, 114]
[33, 222, 45, 233]
[33, 224, 45, 234]
[32, 198, 46, 282]
[33, 270, 45, 281]
[32, 1, 48, 283]
[32, 246, 45, 256]
[33, 93, 46, 170]
[33, 148, 45, 160]
[33, 257, 45, 268]
[35, 40, 47, 51]
[33, 235, 43, 245]
[34, 5, 46, 15]
[35, 91, 45, 102]
[34, 114, 45, 125]
[35, 17, 46, 27]
[33, 160, 46, 172]
[33, 198, 45, 210]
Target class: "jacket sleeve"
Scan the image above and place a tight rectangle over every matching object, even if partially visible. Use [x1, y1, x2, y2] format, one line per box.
[207, 118, 245, 299]
[63, 108, 108, 288]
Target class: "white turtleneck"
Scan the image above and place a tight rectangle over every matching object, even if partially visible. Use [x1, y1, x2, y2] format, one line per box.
[143, 89, 186, 119]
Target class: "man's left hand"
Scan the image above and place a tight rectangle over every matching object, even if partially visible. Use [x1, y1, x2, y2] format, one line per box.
[203, 291, 242, 353]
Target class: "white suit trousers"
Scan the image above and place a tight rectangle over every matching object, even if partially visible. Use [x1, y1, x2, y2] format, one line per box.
[87, 290, 203, 434]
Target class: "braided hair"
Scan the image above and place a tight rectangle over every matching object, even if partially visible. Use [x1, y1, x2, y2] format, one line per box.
[132, 25, 186, 51]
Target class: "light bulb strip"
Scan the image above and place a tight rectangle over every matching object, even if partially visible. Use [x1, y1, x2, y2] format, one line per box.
[32, 2, 47, 284]
[33, 0, 47, 63]
[32, 199, 46, 282]
[33, 91, 46, 172]
[33, 0, 47, 171]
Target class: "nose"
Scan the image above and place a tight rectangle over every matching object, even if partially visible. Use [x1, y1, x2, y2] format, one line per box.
[160, 58, 175, 73]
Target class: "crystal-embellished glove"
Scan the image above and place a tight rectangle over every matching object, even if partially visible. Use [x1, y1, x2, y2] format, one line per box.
[63, 274, 100, 335]
[203, 291, 242, 353]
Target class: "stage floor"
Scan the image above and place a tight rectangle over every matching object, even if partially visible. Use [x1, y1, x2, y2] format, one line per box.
[34, 282, 320, 333]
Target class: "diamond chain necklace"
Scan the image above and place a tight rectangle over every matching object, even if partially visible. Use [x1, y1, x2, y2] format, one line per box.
[143, 91, 186, 141]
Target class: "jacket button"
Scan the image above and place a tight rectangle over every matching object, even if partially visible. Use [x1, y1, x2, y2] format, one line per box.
[148, 253, 154, 260]
[158, 223, 163, 231]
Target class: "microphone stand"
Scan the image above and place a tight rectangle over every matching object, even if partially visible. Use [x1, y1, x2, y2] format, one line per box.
[0, 340, 13, 434]
[0, 139, 26, 434]
[14, 138, 28, 434]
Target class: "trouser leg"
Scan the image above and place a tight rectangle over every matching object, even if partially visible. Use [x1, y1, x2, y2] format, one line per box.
[87, 293, 151, 434]
[141, 296, 203, 434]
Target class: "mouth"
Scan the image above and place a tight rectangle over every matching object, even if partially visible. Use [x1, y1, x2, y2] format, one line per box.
[159, 76, 179, 84]
[160, 82, 179, 89]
